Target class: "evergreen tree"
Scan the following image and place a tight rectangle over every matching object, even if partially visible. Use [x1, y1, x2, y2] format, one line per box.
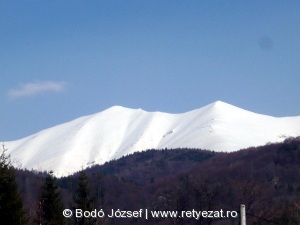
[37, 171, 65, 225]
[74, 170, 95, 225]
[0, 144, 27, 225]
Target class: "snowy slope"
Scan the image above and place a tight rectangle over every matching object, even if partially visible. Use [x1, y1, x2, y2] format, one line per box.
[4, 101, 300, 177]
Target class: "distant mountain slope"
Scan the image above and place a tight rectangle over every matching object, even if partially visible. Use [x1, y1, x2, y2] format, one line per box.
[4, 101, 300, 176]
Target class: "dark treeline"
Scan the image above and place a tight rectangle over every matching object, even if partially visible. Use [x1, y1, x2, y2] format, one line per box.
[1, 137, 300, 224]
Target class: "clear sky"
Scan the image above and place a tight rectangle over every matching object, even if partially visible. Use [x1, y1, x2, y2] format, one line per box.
[1, 1, 300, 140]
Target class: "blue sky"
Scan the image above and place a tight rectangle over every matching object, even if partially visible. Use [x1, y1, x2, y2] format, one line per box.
[1, 1, 300, 140]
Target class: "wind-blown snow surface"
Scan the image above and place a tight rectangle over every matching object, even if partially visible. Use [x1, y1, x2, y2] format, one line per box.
[4, 101, 300, 177]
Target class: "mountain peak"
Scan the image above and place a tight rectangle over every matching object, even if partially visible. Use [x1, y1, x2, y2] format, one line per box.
[201, 101, 244, 117]
[106, 101, 234, 115]
[104, 105, 146, 113]
[5, 102, 300, 177]
[208, 100, 235, 108]
[106, 105, 130, 111]
[212, 100, 227, 104]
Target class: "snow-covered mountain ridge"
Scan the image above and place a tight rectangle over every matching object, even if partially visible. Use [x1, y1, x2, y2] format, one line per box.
[4, 101, 300, 177]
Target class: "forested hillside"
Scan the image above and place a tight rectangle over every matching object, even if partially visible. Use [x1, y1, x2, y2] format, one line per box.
[9, 137, 300, 224]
